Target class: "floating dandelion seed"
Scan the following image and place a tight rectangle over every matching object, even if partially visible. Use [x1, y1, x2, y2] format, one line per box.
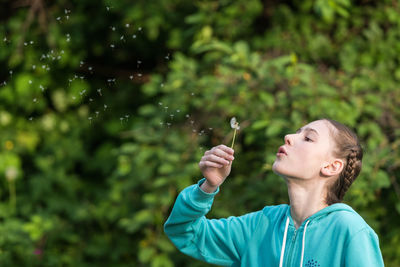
[104, 104, 108, 110]
[111, 26, 116, 31]
[32, 65, 36, 70]
[29, 80, 32, 84]
[89, 98, 93, 102]
[158, 102, 163, 106]
[95, 111, 99, 117]
[132, 34, 137, 39]
[29, 117, 33, 121]
[88, 117, 93, 124]
[138, 27, 142, 31]
[137, 73, 142, 77]
[110, 44, 115, 48]
[9, 70, 13, 76]
[97, 89, 102, 96]
[129, 75, 133, 80]
[33, 98, 37, 103]
[230, 117, 240, 149]
[176, 109, 180, 113]
[125, 23, 130, 28]
[120, 117, 124, 124]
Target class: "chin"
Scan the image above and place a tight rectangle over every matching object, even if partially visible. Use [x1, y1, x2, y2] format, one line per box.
[272, 161, 294, 180]
[272, 161, 283, 176]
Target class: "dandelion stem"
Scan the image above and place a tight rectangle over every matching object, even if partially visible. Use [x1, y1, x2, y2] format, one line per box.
[231, 128, 237, 149]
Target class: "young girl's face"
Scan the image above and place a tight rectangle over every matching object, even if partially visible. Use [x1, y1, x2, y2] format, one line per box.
[272, 120, 336, 181]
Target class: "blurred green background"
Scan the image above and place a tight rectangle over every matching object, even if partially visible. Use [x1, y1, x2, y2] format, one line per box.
[1, 0, 399, 266]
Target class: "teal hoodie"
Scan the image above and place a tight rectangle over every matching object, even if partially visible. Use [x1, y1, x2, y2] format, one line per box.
[164, 178, 384, 266]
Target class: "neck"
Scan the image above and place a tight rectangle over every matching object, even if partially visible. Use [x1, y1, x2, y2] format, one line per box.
[286, 178, 328, 229]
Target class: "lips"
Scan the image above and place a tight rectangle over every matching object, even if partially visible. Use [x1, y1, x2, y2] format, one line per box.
[277, 146, 288, 156]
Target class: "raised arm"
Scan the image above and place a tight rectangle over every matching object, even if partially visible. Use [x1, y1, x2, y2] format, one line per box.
[164, 145, 262, 265]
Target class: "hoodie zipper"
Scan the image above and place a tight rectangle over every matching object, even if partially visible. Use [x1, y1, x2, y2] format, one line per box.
[285, 228, 298, 267]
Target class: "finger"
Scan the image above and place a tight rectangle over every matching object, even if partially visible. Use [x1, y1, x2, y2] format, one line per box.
[199, 161, 223, 168]
[204, 154, 231, 165]
[212, 147, 235, 161]
[216, 144, 235, 156]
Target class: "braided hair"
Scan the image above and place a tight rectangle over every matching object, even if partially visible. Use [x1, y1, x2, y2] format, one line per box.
[323, 119, 363, 205]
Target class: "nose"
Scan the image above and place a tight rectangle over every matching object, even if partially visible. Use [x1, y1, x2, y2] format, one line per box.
[284, 134, 293, 146]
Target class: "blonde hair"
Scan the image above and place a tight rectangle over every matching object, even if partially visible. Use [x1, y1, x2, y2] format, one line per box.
[323, 119, 363, 205]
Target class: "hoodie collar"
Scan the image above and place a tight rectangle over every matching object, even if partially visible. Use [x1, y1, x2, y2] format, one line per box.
[286, 203, 355, 228]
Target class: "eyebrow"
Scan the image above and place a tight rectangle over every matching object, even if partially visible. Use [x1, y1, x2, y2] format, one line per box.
[296, 127, 319, 136]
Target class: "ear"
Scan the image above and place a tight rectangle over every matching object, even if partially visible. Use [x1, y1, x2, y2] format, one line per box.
[321, 158, 344, 177]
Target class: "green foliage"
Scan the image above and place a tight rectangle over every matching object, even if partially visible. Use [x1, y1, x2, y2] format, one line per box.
[0, 0, 400, 266]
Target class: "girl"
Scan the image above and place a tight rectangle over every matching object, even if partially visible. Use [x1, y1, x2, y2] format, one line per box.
[164, 119, 384, 266]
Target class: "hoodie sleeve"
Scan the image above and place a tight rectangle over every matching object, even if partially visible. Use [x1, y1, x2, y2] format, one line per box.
[344, 227, 384, 267]
[163, 178, 263, 266]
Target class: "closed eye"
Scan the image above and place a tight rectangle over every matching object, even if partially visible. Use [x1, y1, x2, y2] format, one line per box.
[305, 137, 313, 142]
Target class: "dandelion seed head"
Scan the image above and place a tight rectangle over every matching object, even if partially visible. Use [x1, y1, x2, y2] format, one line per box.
[230, 117, 240, 130]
